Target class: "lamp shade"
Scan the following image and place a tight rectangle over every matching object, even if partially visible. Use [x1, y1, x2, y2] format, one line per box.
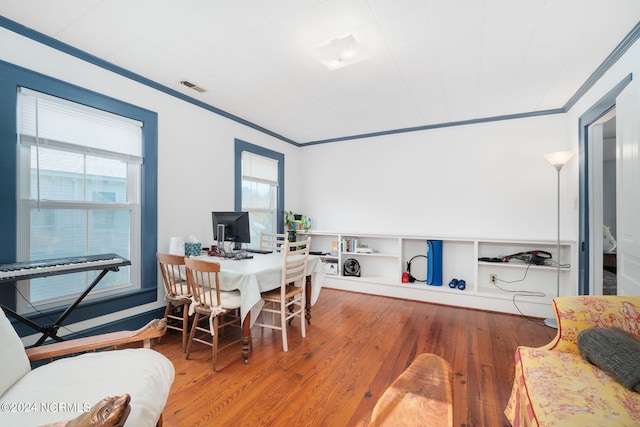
[545, 150, 574, 170]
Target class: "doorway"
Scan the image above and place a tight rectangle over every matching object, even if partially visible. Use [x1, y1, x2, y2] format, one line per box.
[588, 112, 617, 295]
[577, 74, 631, 296]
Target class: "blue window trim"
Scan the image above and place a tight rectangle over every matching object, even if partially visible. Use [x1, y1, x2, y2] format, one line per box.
[234, 139, 285, 234]
[0, 60, 158, 336]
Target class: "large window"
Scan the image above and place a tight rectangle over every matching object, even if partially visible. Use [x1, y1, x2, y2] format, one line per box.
[0, 61, 158, 336]
[16, 88, 142, 313]
[235, 140, 284, 248]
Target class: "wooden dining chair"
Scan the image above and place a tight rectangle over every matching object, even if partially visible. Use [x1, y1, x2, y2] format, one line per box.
[254, 237, 310, 352]
[259, 232, 288, 252]
[157, 252, 191, 352]
[184, 257, 242, 371]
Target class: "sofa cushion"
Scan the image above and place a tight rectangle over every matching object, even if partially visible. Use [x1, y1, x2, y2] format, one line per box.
[0, 309, 31, 397]
[578, 327, 640, 392]
[506, 346, 640, 425]
[0, 348, 174, 427]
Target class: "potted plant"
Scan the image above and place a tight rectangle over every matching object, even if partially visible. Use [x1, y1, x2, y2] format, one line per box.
[284, 211, 312, 241]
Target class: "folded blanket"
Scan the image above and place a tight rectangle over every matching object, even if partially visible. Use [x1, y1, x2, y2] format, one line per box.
[578, 327, 640, 392]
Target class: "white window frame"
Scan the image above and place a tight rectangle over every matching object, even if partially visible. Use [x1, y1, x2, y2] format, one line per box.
[235, 139, 285, 246]
[241, 151, 279, 244]
[15, 88, 142, 313]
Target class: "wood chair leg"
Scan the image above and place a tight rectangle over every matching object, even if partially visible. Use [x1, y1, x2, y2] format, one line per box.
[185, 312, 200, 359]
[159, 303, 172, 344]
[300, 300, 306, 338]
[212, 316, 219, 372]
[181, 307, 189, 353]
[281, 308, 288, 352]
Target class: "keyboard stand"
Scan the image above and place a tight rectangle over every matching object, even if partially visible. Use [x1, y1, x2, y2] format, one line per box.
[2, 264, 124, 346]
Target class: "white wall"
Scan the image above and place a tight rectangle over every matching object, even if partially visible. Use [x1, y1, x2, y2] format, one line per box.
[300, 114, 570, 241]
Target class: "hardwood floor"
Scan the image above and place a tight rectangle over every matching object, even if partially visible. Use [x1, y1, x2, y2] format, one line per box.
[155, 288, 555, 426]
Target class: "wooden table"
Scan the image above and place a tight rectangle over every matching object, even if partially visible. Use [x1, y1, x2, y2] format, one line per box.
[370, 353, 453, 427]
[196, 253, 324, 363]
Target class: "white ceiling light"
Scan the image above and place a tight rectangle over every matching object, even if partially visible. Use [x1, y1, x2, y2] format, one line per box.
[313, 34, 369, 71]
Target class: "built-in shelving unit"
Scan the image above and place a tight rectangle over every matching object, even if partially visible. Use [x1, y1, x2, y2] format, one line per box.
[309, 231, 574, 318]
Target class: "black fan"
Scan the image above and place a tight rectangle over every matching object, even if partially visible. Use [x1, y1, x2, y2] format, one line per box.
[343, 258, 361, 277]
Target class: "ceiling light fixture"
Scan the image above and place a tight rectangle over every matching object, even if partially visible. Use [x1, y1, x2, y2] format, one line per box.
[313, 34, 369, 71]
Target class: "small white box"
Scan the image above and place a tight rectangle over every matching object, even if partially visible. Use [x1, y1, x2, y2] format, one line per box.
[323, 260, 339, 275]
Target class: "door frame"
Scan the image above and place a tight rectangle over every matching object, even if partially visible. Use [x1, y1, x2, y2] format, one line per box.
[578, 74, 632, 294]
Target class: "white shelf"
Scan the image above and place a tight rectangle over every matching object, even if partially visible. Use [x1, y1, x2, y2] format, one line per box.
[477, 261, 571, 271]
[310, 231, 575, 318]
[342, 251, 398, 258]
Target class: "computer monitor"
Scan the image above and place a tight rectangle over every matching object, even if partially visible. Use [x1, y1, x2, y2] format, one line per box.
[212, 211, 251, 250]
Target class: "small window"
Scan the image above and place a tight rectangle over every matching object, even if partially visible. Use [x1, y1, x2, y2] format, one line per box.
[241, 151, 279, 247]
[235, 140, 284, 249]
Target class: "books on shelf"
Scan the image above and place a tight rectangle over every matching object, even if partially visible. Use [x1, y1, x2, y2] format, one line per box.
[340, 238, 373, 253]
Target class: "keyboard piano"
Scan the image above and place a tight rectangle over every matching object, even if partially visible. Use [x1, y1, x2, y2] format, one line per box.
[0, 253, 130, 283]
[0, 253, 131, 346]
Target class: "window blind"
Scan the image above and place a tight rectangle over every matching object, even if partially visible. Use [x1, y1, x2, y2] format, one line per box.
[18, 88, 142, 161]
[242, 151, 278, 184]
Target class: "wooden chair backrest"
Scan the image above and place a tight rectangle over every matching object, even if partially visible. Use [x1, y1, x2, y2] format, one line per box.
[157, 253, 187, 298]
[260, 232, 288, 252]
[184, 257, 222, 310]
[281, 237, 311, 291]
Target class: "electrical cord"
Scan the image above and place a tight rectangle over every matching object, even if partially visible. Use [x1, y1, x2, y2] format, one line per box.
[492, 261, 546, 318]
[544, 258, 571, 269]
[494, 284, 546, 317]
[495, 260, 534, 283]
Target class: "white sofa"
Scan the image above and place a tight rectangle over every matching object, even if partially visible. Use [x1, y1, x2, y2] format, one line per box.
[0, 308, 175, 427]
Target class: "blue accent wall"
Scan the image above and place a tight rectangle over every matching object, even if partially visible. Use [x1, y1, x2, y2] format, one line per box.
[0, 60, 159, 336]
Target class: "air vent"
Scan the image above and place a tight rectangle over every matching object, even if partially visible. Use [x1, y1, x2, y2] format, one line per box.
[180, 80, 207, 93]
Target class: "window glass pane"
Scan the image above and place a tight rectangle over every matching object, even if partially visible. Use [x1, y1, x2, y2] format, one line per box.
[248, 211, 276, 244]
[86, 156, 127, 202]
[88, 210, 131, 256]
[28, 208, 131, 304]
[242, 180, 277, 209]
[30, 267, 132, 305]
[30, 148, 128, 202]
[31, 148, 83, 200]
[30, 209, 86, 260]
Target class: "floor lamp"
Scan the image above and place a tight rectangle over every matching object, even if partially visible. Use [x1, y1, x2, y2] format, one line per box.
[543, 150, 574, 328]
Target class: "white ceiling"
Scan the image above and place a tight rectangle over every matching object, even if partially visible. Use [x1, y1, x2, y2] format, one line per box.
[2, 0, 639, 144]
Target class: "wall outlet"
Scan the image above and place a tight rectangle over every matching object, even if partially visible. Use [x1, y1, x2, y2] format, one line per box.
[489, 274, 497, 285]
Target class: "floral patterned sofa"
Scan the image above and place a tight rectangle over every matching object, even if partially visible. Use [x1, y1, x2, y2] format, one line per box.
[505, 295, 640, 426]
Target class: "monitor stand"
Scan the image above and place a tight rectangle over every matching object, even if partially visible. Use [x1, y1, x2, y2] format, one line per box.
[217, 224, 226, 256]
